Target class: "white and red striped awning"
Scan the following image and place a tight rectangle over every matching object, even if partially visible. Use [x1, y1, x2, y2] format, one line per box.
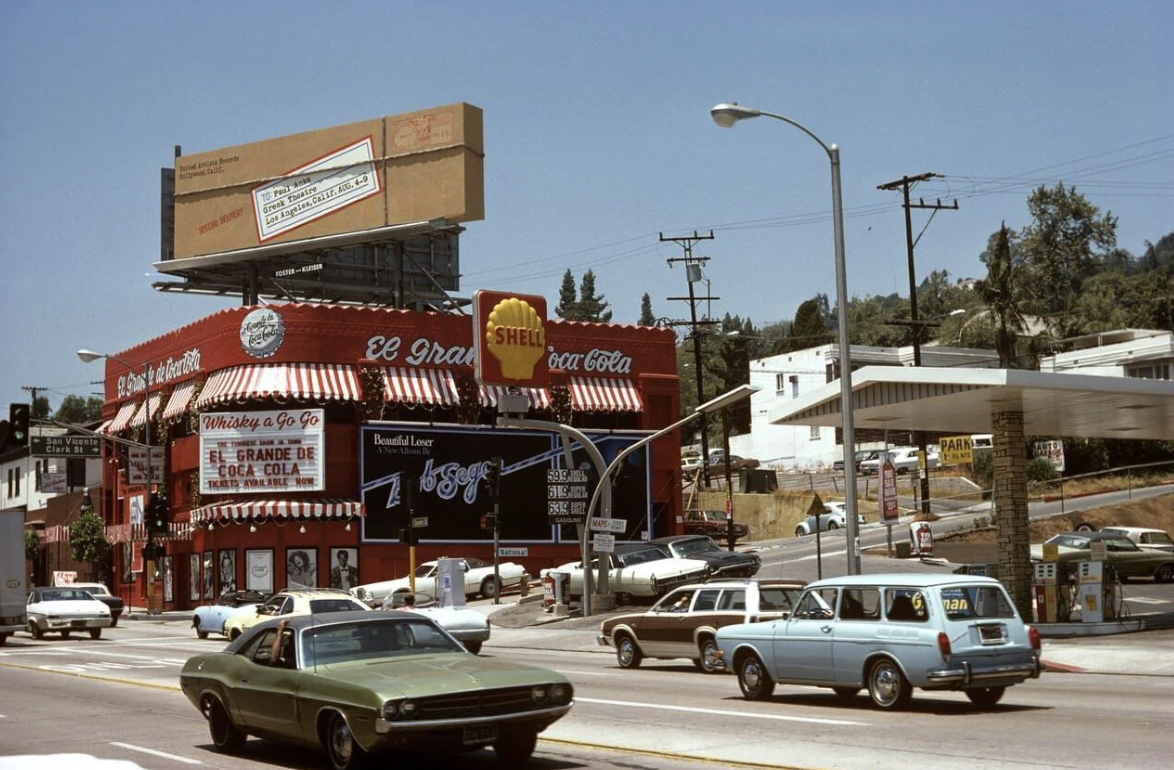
[190, 498, 364, 526]
[161, 380, 197, 423]
[195, 364, 361, 408]
[95, 419, 112, 436]
[479, 384, 552, 410]
[569, 376, 644, 412]
[383, 367, 460, 407]
[130, 393, 163, 428]
[105, 401, 139, 433]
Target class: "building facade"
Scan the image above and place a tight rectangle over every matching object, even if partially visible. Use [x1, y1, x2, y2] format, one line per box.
[1039, 329, 1174, 380]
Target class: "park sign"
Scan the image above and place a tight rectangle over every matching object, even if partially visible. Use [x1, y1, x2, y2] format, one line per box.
[31, 435, 101, 458]
[939, 435, 974, 466]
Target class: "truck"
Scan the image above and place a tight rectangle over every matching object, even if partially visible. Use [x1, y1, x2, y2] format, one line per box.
[1, 509, 28, 643]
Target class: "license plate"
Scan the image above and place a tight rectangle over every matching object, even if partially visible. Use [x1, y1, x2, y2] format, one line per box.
[71, 620, 86, 628]
[978, 624, 1005, 644]
[462, 726, 498, 745]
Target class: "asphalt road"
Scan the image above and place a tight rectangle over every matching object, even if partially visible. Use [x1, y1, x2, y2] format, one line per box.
[2, 621, 1172, 770]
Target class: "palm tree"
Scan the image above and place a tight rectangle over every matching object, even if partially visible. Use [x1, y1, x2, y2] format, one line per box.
[974, 224, 1031, 368]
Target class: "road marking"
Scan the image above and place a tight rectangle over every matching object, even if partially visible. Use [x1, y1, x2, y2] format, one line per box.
[1124, 597, 1169, 605]
[784, 549, 848, 563]
[110, 742, 202, 764]
[558, 669, 620, 677]
[576, 696, 867, 725]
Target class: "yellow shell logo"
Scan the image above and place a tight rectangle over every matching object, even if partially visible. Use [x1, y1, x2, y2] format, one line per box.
[486, 297, 546, 380]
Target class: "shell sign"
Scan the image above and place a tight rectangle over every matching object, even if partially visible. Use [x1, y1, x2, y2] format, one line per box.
[473, 290, 550, 388]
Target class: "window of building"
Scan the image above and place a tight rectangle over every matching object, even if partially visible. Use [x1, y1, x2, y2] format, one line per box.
[1127, 362, 1171, 380]
[12, 467, 19, 498]
[5, 468, 11, 497]
[790, 375, 799, 398]
[810, 425, 821, 441]
[775, 373, 787, 392]
[35, 459, 45, 492]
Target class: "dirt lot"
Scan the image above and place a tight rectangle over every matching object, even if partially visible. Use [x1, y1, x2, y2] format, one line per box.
[941, 494, 1174, 544]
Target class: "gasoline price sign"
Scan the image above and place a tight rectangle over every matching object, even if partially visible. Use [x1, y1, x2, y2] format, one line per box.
[547, 468, 589, 524]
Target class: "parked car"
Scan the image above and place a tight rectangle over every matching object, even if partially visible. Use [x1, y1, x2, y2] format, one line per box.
[542, 545, 710, 602]
[714, 574, 1042, 710]
[351, 558, 526, 607]
[1098, 527, 1174, 554]
[794, 502, 866, 537]
[859, 447, 940, 475]
[1030, 532, 1174, 582]
[683, 509, 750, 542]
[651, 535, 760, 578]
[598, 578, 806, 673]
[180, 611, 573, 767]
[379, 592, 492, 655]
[706, 450, 760, 474]
[222, 589, 370, 641]
[191, 590, 268, 639]
[681, 451, 704, 473]
[25, 586, 112, 640]
[71, 582, 125, 627]
[834, 449, 880, 473]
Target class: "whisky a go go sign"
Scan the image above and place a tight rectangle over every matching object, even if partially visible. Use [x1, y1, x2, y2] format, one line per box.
[199, 409, 325, 495]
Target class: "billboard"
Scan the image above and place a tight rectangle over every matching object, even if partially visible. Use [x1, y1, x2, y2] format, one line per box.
[171, 103, 483, 260]
[359, 425, 651, 544]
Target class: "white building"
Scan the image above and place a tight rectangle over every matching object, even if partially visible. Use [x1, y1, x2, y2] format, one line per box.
[1039, 329, 1174, 380]
[1, 426, 103, 514]
[728, 342, 998, 471]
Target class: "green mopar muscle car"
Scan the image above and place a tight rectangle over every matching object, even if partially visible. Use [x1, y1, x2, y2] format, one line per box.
[180, 611, 573, 769]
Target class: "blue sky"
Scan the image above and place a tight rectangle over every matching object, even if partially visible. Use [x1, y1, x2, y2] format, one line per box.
[2, 1, 1170, 412]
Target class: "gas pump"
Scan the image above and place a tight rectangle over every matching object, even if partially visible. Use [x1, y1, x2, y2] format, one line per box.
[1076, 561, 1104, 622]
[1033, 562, 1060, 623]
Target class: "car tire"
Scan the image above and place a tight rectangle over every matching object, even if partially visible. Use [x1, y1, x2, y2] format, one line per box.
[28, 621, 42, 640]
[196, 627, 209, 639]
[737, 654, 775, 700]
[1155, 564, 1174, 583]
[615, 634, 643, 669]
[206, 697, 246, 754]
[480, 577, 501, 599]
[833, 687, 860, 701]
[89, 628, 101, 640]
[794, 526, 806, 537]
[868, 658, 912, 710]
[228, 627, 242, 641]
[0, 633, 8, 646]
[324, 711, 367, 770]
[696, 637, 721, 674]
[615, 592, 634, 606]
[965, 686, 1005, 708]
[110, 616, 118, 628]
[827, 521, 839, 530]
[1074, 522, 1097, 533]
[494, 728, 539, 765]
[61, 630, 71, 639]
[464, 640, 483, 655]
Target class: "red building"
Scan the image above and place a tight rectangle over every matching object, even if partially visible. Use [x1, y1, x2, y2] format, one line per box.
[94, 303, 681, 610]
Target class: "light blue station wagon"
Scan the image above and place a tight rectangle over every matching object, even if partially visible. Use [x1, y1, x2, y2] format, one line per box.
[714, 574, 1041, 709]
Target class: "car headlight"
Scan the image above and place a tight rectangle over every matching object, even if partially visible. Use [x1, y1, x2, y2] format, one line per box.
[382, 700, 419, 720]
[382, 701, 399, 719]
[400, 701, 418, 719]
[550, 683, 570, 703]
[531, 686, 548, 703]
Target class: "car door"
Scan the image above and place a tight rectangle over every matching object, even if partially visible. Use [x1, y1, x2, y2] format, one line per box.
[773, 588, 838, 682]
[638, 589, 699, 656]
[830, 587, 882, 686]
[229, 626, 302, 738]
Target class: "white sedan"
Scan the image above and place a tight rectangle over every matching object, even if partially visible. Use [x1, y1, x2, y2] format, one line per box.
[381, 599, 492, 655]
[26, 586, 112, 640]
[351, 558, 527, 606]
[542, 545, 710, 601]
[794, 502, 867, 536]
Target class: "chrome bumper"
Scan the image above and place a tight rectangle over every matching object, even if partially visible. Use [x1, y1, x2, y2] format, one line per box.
[596, 634, 610, 647]
[927, 657, 1042, 686]
[374, 703, 573, 734]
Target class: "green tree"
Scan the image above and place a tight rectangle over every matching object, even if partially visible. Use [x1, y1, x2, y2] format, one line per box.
[638, 293, 656, 326]
[25, 529, 40, 562]
[974, 224, 1031, 368]
[555, 269, 580, 320]
[32, 396, 50, 419]
[788, 297, 834, 350]
[55, 395, 104, 424]
[577, 270, 612, 322]
[69, 510, 110, 581]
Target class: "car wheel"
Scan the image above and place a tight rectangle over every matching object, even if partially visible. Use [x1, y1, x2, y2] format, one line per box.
[615, 634, 643, 669]
[794, 526, 806, 537]
[827, 521, 839, 530]
[1074, 522, 1097, 533]
[206, 697, 246, 753]
[0, 633, 8, 646]
[480, 577, 501, 599]
[965, 686, 1005, 708]
[196, 627, 209, 639]
[494, 728, 538, 764]
[1154, 564, 1174, 583]
[228, 627, 242, 641]
[109, 616, 118, 628]
[737, 654, 775, 700]
[89, 628, 101, 640]
[615, 592, 634, 606]
[833, 687, 860, 701]
[696, 637, 721, 674]
[868, 658, 912, 710]
[60, 630, 71, 639]
[464, 640, 483, 655]
[325, 711, 367, 770]
[28, 621, 43, 640]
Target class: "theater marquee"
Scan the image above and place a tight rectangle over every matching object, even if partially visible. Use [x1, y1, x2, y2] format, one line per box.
[200, 409, 325, 495]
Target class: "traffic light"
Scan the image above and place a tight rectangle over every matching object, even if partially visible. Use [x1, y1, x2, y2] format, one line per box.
[481, 457, 502, 498]
[479, 514, 497, 531]
[145, 494, 169, 537]
[8, 403, 30, 447]
[399, 527, 420, 546]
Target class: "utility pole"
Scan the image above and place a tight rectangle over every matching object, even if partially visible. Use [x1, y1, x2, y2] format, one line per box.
[877, 173, 958, 518]
[20, 386, 49, 504]
[661, 231, 718, 488]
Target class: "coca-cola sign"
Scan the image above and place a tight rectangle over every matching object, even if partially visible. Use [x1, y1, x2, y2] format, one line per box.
[364, 333, 632, 375]
[240, 307, 285, 359]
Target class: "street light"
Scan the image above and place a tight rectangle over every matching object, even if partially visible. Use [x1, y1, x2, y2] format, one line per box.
[710, 102, 861, 573]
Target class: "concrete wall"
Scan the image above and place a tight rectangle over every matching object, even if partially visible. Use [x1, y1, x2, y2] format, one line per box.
[693, 490, 826, 540]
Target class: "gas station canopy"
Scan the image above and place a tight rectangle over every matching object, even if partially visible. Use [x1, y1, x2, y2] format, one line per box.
[769, 366, 1174, 441]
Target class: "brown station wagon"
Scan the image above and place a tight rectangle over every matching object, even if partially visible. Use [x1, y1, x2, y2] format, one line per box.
[597, 578, 806, 674]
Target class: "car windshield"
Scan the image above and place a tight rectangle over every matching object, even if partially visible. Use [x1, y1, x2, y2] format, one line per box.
[309, 599, 366, 613]
[1047, 534, 1091, 549]
[939, 585, 1016, 620]
[617, 549, 668, 566]
[40, 589, 92, 601]
[672, 537, 720, 557]
[413, 564, 435, 578]
[79, 585, 110, 596]
[303, 618, 462, 665]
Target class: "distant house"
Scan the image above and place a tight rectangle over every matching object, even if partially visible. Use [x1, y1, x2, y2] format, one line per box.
[1039, 329, 1173, 380]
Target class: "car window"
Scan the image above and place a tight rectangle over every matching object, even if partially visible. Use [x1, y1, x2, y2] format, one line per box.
[619, 549, 667, 566]
[252, 627, 295, 668]
[1104, 538, 1139, 552]
[309, 598, 365, 613]
[939, 585, 1015, 620]
[693, 589, 721, 611]
[661, 590, 695, 613]
[1148, 533, 1174, 546]
[673, 537, 720, 557]
[757, 587, 799, 612]
[885, 589, 928, 622]
[793, 588, 837, 619]
[716, 589, 746, 611]
[839, 588, 880, 621]
[259, 596, 286, 615]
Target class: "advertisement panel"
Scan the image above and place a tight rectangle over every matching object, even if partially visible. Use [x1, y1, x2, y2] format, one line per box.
[939, 435, 974, 466]
[359, 425, 651, 544]
[171, 103, 484, 260]
[199, 409, 325, 495]
[473, 290, 550, 389]
[1033, 440, 1066, 472]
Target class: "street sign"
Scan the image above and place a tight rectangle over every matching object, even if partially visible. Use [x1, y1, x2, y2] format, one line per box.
[31, 435, 101, 458]
[411, 516, 430, 529]
[589, 517, 626, 533]
[498, 547, 529, 558]
[547, 468, 589, 524]
[880, 461, 899, 524]
[939, 435, 974, 466]
[593, 533, 616, 553]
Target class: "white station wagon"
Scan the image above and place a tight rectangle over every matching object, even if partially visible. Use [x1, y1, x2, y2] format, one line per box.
[715, 574, 1041, 710]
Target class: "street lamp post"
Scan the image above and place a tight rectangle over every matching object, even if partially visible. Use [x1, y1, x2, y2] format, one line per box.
[710, 103, 861, 573]
[78, 348, 157, 612]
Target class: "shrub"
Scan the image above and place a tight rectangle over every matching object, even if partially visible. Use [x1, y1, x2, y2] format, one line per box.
[1025, 457, 1060, 483]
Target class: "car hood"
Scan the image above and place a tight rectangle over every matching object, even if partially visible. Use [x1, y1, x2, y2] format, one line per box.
[316, 653, 566, 698]
[683, 550, 759, 568]
[30, 600, 110, 615]
[619, 558, 709, 577]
